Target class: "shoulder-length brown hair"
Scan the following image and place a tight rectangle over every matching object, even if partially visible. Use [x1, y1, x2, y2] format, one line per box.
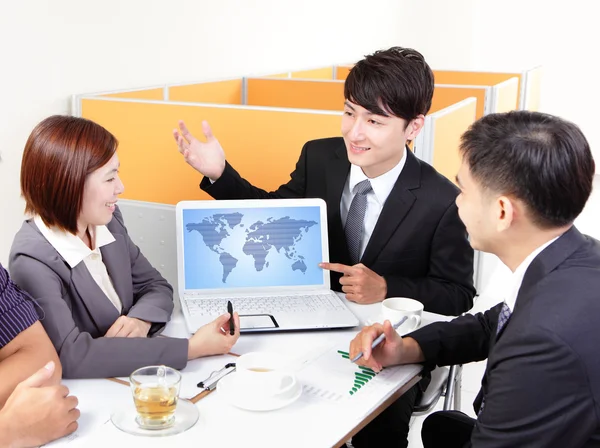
[21, 115, 118, 234]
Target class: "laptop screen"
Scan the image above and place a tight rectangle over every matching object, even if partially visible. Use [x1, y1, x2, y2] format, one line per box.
[180, 203, 326, 291]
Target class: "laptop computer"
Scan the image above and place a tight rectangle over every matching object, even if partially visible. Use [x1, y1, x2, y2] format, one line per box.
[175, 198, 359, 333]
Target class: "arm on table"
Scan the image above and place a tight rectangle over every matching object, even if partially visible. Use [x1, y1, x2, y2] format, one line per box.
[9, 256, 188, 379]
[0, 322, 61, 407]
[0, 361, 79, 448]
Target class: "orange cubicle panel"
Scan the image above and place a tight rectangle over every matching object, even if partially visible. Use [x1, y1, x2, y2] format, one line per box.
[433, 71, 517, 87]
[431, 99, 477, 183]
[168, 79, 243, 105]
[431, 86, 487, 118]
[287, 66, 537, 111]
[335, 66, 352, 80]
[246, 78, 345, 111]
[290, 67, 334, 79]
[433, 71, 521, 110]
[81, 98, 342, 204]
[245, 78, 486, 116]
[265, 73, 291, 78]
[102, 88, 165, 100]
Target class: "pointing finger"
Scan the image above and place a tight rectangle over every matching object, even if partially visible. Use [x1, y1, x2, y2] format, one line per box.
[319, 262, 354, 275]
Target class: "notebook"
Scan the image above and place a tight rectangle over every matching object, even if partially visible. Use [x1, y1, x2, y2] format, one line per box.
[175, 198, 360, 333]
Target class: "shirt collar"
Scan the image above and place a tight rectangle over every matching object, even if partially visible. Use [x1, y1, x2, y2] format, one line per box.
[504, 235, 561, 312]
[34, 216, 116, 268]
[348, 148, 407, 205]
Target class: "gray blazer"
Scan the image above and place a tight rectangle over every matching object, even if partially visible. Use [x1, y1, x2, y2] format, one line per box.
[9, 207, 188, 379]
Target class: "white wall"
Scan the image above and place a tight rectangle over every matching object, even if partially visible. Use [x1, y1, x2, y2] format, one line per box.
[0, 0, 407, 264]
[472, 0, 600, 164]
[402, 0, 600, 297]
[400, 0, 600, 162]
[397, 0, 481, 69]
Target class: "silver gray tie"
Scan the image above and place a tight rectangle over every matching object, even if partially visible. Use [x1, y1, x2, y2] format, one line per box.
[345, 179, 373, 264]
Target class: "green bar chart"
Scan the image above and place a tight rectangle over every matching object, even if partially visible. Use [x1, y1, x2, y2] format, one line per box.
[337, 350, 379, 395]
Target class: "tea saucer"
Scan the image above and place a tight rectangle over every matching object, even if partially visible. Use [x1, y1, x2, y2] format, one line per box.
[111, 399, 199, 437]
[217, 372, 302, 411]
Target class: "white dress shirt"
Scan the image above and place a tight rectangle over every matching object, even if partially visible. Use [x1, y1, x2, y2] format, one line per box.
[340, 150, 407, 261]
[34, 216, 123, 312]
[503, 235, 560, 312]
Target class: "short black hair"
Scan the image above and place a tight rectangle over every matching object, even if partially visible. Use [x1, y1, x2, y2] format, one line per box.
[344, 46, 434, 121]
[460, 111, 595, 229]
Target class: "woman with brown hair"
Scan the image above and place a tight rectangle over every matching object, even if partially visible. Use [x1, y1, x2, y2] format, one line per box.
[9, 115, 239, 378]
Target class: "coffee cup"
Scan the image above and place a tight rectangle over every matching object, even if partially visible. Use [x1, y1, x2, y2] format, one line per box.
[129, 365, 181, 429]
[381, 297, 423, 334]
[235, 352, 297, 399]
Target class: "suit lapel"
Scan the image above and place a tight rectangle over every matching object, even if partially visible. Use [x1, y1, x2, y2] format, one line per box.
[512, 226, 583, 316]
[71, 264, 120, 334]
[477, 226, 586, 414]
[101, 234, 133, 311]
[361, 149, 421, 266]
[326, 142, 352, 264]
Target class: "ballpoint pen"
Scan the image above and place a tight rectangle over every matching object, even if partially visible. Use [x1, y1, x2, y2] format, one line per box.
[350, 316, 408, 363]
[227, 300, 235, 335]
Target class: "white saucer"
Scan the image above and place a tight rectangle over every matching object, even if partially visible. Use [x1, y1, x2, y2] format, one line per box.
[217, 372, 302, 411]
[111, 398, 199, 437]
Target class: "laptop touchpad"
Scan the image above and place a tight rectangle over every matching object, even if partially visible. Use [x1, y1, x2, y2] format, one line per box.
[239, 314, 278, 330]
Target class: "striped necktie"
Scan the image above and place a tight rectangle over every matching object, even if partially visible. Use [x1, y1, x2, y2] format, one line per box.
[345, 179, 373, 264]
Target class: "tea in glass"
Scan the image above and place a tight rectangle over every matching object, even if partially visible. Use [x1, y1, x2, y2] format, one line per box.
[133, 384, 178, 427]
[129, 365, 182, 429]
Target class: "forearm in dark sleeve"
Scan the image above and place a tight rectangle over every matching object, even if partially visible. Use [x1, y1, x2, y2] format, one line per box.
[409, 305, 499, 367]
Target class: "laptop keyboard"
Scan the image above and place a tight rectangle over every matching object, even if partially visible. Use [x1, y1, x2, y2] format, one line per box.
[183, 293, 347, 316]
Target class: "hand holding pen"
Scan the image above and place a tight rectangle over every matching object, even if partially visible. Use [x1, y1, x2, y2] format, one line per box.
[348, 317, 409, 372]
[187, 310, 240, 360]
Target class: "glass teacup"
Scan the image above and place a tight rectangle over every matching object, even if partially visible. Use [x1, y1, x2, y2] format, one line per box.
[130, 365, 182, 429]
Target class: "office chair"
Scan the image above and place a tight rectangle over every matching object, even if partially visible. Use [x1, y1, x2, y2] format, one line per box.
[413, 364, 462, 414]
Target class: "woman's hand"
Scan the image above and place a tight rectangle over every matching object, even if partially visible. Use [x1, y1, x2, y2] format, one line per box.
[105, 316, 151, 338]
[187, 312, 240, 360]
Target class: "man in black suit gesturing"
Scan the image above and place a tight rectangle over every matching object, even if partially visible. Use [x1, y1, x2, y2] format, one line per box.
[350, 110, 600, 447]
[173, 47, 476, 447]
[173, 47, 475, 315]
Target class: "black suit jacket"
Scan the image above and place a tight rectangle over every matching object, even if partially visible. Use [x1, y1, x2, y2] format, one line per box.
[201, 137, 475, 315]
[411, 226, 600, 447]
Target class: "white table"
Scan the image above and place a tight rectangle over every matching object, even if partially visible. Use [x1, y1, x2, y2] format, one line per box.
[56, 294, 452, 448]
